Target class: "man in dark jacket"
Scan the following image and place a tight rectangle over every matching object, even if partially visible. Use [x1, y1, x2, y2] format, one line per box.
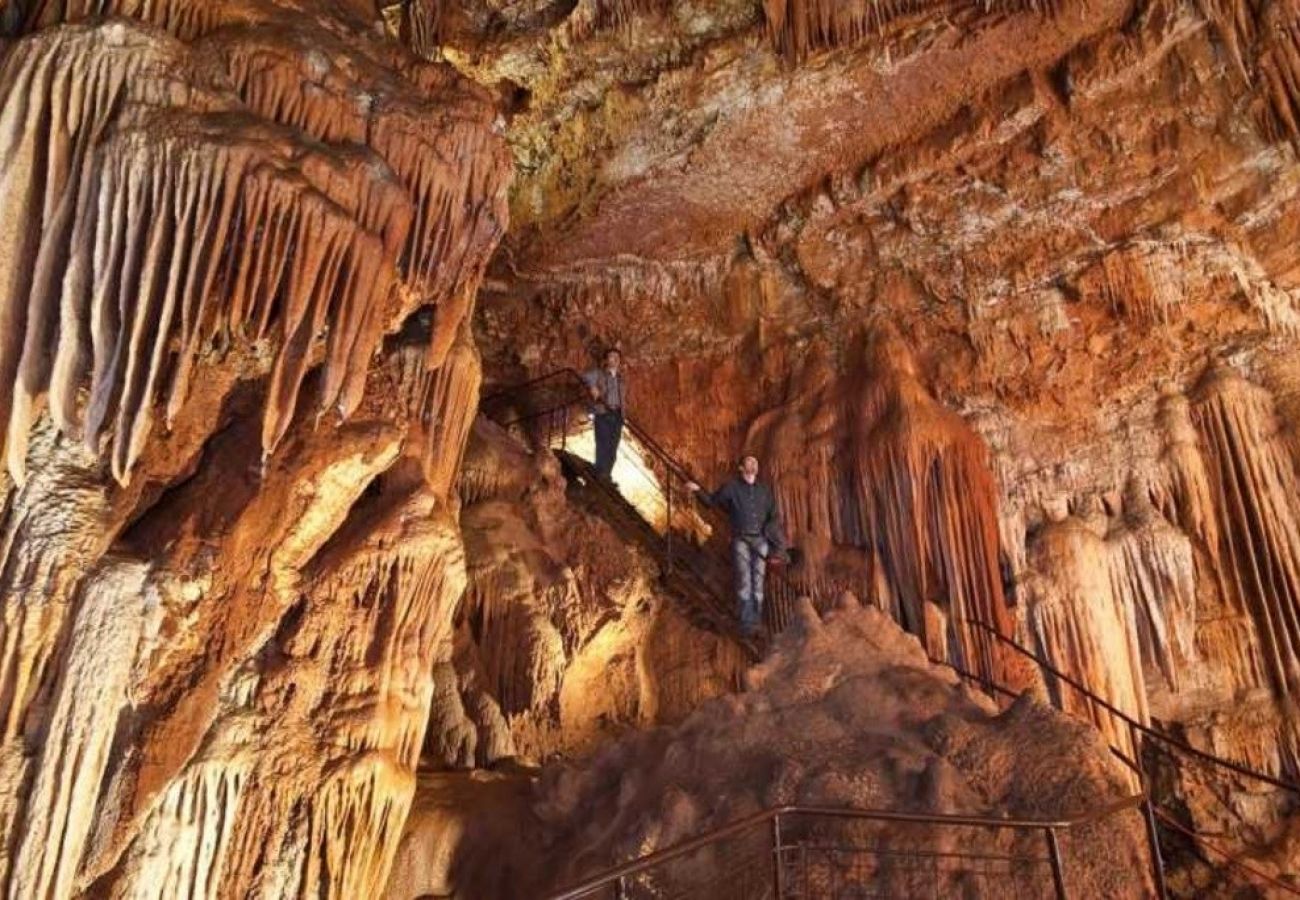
[582, 348, 626, 481]
[687, 456, 787, 636]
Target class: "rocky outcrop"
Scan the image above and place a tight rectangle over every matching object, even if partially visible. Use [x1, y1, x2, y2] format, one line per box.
[388, 600, 1153, 898]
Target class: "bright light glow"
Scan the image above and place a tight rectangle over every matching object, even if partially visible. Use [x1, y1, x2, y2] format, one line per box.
[556, 422, 710, 542]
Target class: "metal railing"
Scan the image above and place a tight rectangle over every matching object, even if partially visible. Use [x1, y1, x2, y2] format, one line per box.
[481, 370, 1300, 899]
[951, 617, 1300, 899]
[480, 368, 753, 636]
[545, 797, 1147, 900]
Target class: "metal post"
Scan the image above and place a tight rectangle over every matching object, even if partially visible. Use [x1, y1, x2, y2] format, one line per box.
[772, 814, 784, 899]
[561, 405, 569, 452]
[800, 841, 809, 896]
[665, 474, 674, 576]
[1045, 827, 1068, 900]
[1129, 721, 1170, 900]
[614, 874, 628, 900]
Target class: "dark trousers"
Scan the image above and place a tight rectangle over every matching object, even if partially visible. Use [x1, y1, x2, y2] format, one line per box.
[593, 410, 623, 477]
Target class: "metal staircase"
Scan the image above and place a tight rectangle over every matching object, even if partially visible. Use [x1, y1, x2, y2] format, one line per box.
[480, 369, 1300, 899]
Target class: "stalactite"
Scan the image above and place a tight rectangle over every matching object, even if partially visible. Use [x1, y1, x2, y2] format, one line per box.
[110, 760, 251, 900]
[1197, 0, 1300, 148]
[1025, 515, 1148, 770]
[1108, 484, 1197, 693]
[524, 257, 732, 363]
[1156, 390, 1223, 575]
[400, 0, 444, 57]
[0, 2, 508, 897]
[20, 0, 237, 40]
[761, 0, 1060, 60]
[1083, 243, 1189, 325]
[567, 0, 674, 39]
[1191, 364, 1300, 696]
[423, 335, 483, 500]
[0, 15, 508, 486]
[751, 325, 1027, 690]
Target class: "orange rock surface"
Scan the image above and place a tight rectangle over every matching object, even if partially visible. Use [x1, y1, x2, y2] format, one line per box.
[3, 0, 1300, 896]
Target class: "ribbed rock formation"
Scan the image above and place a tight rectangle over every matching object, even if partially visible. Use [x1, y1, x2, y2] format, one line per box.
[0, 2, 509, 897]
[744, 324, 1029, 691]
[1191, 365, 1300, 696]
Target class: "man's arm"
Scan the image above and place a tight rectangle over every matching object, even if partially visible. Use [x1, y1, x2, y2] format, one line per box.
[581, 370, 602, 402]
[762, 486, 788, 555]
[686, 480, 727, 508]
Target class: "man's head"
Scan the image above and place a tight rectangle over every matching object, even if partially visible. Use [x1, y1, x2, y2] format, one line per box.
[739, 455, 759, 482]
[603, 348, 622, 371]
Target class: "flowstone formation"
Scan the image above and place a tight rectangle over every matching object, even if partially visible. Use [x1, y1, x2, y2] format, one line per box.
[387, 600, 1153, 898]
[0, 2, 508, 897]
[428, 419, 746, 766]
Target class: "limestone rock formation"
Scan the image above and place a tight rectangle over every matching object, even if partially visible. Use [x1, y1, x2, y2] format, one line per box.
[389, 600, 1153, 898]
[459, 0, 1300, 878]
[0, 2, 508, 897]
[429, 419, 746, 766]
[4, 0, 1300, 895]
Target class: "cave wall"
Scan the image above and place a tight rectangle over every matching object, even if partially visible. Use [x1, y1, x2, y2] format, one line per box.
[3, 0, 1300, 894]
[0, 2, 509, 896]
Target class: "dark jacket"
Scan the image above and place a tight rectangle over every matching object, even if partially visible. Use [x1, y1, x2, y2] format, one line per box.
[699, 477, 786, 550]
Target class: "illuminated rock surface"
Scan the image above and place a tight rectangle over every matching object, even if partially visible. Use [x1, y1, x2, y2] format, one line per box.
[389, 601, 1152, 898]
[3, 0, 1300, 896]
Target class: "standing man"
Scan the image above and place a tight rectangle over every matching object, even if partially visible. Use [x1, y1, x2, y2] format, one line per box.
[687, 456, 787, 636]
[583, 348, 626, 482]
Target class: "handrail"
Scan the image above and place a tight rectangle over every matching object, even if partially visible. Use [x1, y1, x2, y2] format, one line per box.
[483, 367, 702, 485]
[1153, 808, 1300, 897]
[545, 797, 1146, 900]
[962, 618, 1300, 795]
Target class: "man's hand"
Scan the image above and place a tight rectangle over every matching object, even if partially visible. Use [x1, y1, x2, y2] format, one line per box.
[685, 482, 701, 493]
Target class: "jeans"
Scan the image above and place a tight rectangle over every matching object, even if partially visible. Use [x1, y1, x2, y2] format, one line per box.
[732, 535, 768, 633]
[593, 410, 623, 478]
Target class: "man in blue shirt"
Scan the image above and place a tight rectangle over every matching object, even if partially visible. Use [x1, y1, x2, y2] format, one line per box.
[582, 348, 626, 481]
[688, 456, 787, 636]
